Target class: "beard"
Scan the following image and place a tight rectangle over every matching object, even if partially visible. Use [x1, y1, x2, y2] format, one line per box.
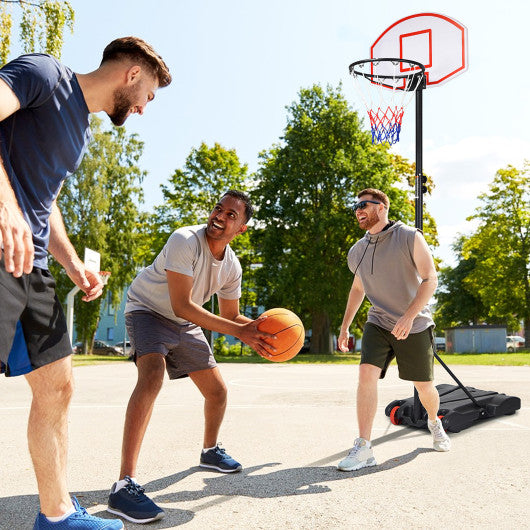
[108, 86, 135, 126]
[357, 211, 379, 231]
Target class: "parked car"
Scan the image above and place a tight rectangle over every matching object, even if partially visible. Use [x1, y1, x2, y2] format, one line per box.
[434, 337, 446, 352]
[506, 335, 525, 352]
[92, 340, 122, 356]
[72, 341, 84, 354]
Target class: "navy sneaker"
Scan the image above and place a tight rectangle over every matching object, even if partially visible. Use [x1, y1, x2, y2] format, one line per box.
[107, 476, 164, 524]
[199, 444, 242, 473]
[34, 496, 123, 529]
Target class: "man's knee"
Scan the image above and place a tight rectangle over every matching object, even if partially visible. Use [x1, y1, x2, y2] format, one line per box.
[136, 353, 166, 394]
[26, 357, 74, 406]
[358, 363, 381, 387]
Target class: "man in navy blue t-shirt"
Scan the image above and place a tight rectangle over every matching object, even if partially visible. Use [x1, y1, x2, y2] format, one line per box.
[0, 37, 171, 529]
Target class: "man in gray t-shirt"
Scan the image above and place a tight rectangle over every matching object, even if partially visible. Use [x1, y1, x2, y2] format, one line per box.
[335, 188, 451, 474]
[108, 191, 274, 524]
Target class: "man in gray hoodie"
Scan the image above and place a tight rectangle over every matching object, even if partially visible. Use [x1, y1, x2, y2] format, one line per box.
[336, 188, 450, 471]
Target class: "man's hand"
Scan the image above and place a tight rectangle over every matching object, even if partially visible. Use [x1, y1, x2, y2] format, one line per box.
[0, 200, 34, 277]
[65, 261, 104, 302]
[338, 329, 350, 352]
[391, 314, 414, 340]
[236, 316, 277, 359]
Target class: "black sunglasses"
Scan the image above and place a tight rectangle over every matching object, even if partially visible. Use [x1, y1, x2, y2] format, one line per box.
[353, 200, 382, 212]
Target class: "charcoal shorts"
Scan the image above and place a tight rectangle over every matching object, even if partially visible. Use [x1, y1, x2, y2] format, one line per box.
[361, 322, 435, 381]
[126, 310, 217, 380]
[0, 260, 71, 376]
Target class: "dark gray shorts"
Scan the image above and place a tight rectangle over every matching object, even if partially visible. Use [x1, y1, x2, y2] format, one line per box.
[125, 310, 217, 380]
[361, 322, 435, 381]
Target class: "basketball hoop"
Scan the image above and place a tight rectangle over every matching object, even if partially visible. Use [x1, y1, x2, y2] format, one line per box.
[98, 271, 111, 286]
[349, 58, 425, 145]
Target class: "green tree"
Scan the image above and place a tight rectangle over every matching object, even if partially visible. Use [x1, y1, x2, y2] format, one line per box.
[253, 84, 431, 353]
[461, 162, 530, 341]
[50, 116, 146, 351]
[434, 237, 488, 329]
[0, 0, 74, 65]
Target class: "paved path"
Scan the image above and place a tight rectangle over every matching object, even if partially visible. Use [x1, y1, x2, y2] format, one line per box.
[1, 363, 529, 529]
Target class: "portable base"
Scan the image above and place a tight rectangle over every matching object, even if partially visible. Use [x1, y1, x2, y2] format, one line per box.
[385, 383, 521, 433]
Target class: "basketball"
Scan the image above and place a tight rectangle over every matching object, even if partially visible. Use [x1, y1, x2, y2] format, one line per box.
[257, 308, 305, 362]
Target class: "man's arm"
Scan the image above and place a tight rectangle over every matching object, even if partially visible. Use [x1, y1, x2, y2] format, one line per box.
[166, 270, 274, 356]
[0, 78, 34, 277]
[391, 231, 438, 340]
[48, 200, 103, 302]
[338, 273, 365, 352]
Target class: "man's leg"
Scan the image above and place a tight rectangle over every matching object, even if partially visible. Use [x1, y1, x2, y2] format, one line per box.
[414, 380, 440, 421]
[190, 367, 241, 473]
[337, 363, 381, 471]
[119, 353, 166, 479]
[357, 363, 382, 441]
[189, 366, 227, 448]
[25, 356, 74, 517]
[414, 380, 451, 452]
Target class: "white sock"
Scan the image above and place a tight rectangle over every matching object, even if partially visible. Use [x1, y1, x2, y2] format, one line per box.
[428, 418, 438, 426]
[45, 505, 76, 522]
[202, 445, 217, 453]
[113, 476, 137, 492]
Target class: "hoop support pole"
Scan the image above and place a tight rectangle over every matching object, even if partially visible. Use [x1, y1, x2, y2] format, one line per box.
[412, 77, 426, 422]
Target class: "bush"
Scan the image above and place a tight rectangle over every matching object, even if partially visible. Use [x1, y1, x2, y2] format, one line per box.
[213, 336, 254, 357]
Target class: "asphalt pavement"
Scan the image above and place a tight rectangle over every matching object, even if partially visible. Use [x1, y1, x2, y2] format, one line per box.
[1, 362, 529, 529]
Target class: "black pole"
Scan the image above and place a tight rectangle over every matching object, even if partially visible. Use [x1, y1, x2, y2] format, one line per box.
[414, 78, 425, 232]
[412, 78, 426, 422]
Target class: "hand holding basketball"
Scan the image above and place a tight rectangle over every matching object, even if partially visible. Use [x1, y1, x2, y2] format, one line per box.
[257, 308, 305, 362]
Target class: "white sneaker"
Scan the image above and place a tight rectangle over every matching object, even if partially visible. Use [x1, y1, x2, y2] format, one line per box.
[428, 418, 451, 452]
[337, 438, 377, 471]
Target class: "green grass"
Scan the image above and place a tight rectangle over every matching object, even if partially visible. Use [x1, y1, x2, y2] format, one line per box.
[72, 351, 530, 367]
[72, 354, 130, 367]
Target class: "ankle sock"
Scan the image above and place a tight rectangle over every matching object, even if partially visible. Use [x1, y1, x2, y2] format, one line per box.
[45, 505, 76, 522]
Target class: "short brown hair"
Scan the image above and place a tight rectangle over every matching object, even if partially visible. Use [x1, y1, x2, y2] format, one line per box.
[101, 36, 172, 88]
[357, 188, 389, 209]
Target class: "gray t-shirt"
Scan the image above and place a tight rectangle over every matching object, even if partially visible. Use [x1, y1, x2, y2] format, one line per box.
[347, 221, 434, 333]
[126, 225, 242, 324]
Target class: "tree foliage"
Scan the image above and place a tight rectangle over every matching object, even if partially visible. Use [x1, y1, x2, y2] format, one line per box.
[434, 237, 488, 329]
[49, 116, 146, 351]
[252, 84, 433, 353]
[0, 0, 74, 65]
[461, 162, 529, 339]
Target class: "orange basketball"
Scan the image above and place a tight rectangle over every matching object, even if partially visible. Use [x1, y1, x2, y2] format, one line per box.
[257, 308, 305, 362]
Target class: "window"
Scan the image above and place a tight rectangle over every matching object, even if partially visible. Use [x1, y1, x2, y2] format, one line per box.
[107, 327, 114, 341]
[107, 291, 114, 316]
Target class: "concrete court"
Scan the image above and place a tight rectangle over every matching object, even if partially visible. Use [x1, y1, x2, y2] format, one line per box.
[1, 361, 529, 530]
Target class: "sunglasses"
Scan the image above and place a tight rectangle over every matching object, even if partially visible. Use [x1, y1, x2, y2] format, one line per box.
[353, 200, 382, 212]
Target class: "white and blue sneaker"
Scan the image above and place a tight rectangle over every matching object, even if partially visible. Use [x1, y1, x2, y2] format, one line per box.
[34, 496, 123, 529]
[337, 437, 377, 471]
[200, 444, 242, 473]
[107, 476, 164, 524]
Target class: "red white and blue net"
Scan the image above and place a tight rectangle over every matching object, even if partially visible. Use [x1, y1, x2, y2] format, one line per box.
[349, 59, 424, 145]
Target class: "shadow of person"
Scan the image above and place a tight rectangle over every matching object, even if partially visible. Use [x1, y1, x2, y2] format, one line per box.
[0, 448, 431, 529]
[152, 447, 432, 504]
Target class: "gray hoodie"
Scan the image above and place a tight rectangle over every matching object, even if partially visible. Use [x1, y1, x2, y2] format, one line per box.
[347, 221, 434, 333]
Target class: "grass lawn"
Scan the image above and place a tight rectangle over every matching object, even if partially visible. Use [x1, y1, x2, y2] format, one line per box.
[73, 351, 530, 367]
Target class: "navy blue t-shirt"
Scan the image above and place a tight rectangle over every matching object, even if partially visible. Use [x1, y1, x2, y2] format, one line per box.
[0, 54, 91, 269]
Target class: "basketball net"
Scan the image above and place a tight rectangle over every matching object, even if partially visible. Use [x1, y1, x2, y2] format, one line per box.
[349, 59, 424, 145]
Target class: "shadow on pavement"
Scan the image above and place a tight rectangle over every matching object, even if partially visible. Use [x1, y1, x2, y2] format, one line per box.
[1, 447, 432, 529]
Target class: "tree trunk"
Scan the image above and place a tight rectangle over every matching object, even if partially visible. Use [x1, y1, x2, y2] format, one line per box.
[310, 311, 333, 354]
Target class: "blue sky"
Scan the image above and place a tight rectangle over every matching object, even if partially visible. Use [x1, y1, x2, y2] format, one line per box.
[19, 0, 530, 265]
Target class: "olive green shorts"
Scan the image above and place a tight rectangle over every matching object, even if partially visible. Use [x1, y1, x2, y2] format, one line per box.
[361, 322, 435, 381]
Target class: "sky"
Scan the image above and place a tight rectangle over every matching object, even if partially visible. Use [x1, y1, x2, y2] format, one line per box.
[22, 0, 530, 266]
